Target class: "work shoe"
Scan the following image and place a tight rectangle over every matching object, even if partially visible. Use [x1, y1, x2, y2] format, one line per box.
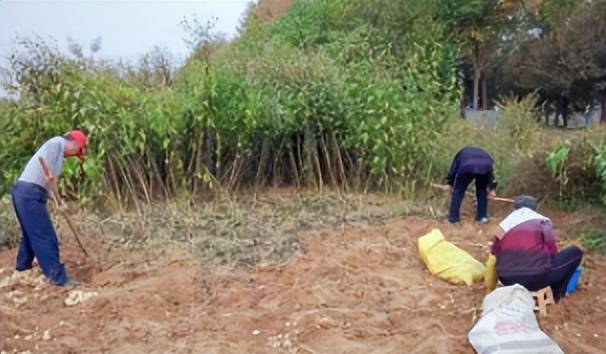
[477, 217, 490, 224]
[442, 218, 459, 225]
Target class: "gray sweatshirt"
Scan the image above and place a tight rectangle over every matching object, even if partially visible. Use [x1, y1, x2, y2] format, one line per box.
[18, 136, 65, 190]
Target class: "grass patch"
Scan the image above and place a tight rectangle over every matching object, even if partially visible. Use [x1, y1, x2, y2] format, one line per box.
[579, 229, 606, 253]
[84, 189, 409, 265]
[0, 197, 20, 250]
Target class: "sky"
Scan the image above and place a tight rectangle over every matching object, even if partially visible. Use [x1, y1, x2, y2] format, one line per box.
[0, 0, 252, 95]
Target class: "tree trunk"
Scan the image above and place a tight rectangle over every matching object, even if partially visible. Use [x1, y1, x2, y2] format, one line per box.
[255, 139, 271, 187]
[561, 96, 569, 128]
[320, 133, 337, 187]
[288, 148, 300, 188]
[472, 43, 481, 111]
[472, 66, 481, 110]
[601, 99, 606, 124]
[460, 96, 466, 118]
[481, 73, 488, 110]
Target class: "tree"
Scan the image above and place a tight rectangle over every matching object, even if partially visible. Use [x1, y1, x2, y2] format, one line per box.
[180, 16, 227, 62]
[128, 46, 175, 89]
[4, 36, 65, 104]
[438, 0, 535, 110]
[501, 0, 606, 126]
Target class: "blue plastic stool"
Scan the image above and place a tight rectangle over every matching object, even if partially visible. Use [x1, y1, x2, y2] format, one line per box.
[566, 266, 583, 294]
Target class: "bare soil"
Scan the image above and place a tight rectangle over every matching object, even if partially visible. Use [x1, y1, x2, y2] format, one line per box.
[1, 193, 605, 354]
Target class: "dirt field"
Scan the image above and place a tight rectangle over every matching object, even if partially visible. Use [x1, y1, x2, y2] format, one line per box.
[1, 194, 605, 354]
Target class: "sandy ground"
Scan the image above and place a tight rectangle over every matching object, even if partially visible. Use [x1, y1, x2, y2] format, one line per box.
[1, 204, 605, 354]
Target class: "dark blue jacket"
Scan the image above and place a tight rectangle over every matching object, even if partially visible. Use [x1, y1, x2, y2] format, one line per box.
[447, 147, 496, 188]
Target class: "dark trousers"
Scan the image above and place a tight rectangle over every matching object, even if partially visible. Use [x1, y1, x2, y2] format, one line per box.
[448, 172, 490, 223]
[11, 181, 69, 285]
[500, 246, 583, 302]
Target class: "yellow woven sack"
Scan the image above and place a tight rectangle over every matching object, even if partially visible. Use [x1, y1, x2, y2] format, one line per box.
[484, 254, 498, 291]
[418, 229, 485, 286]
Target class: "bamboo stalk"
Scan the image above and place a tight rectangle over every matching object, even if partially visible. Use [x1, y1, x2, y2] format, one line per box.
[255, 139, 271, 188]
[331, 131, 348, 191]
[320, 133, 337, 186]
[288, 148, 301, 188]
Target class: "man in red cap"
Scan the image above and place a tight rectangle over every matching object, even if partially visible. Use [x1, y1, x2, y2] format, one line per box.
[10, 130, 88, 286]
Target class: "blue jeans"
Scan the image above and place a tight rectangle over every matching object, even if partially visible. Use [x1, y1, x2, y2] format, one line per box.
[448, 172, 490, 223]
[11, 181, 69, 285]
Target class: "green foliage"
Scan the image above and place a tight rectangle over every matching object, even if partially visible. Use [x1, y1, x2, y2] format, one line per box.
[0, 0, 470, 202]
[546, 142, 571, 197]
[0, 198, 20, 249]
[539, 128, 606, 205]
[592, 143, 606, 184]
[579, 229, 606, 254]
[4, 0, 606, 272]
[269, 0, 351, 48]
[497, 94, 540, 154]
[546, 142, 571, 183]
[538, 0, 582, 28]
[592, 142, 606, 204]
[0, 0, 605, 214]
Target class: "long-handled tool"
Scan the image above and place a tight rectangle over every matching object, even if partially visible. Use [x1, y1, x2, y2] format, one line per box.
[38, 157, 89, 257]
[430, 182, 514, 203]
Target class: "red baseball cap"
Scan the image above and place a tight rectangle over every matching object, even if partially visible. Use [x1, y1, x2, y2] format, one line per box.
[65, 130, 89, 159]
